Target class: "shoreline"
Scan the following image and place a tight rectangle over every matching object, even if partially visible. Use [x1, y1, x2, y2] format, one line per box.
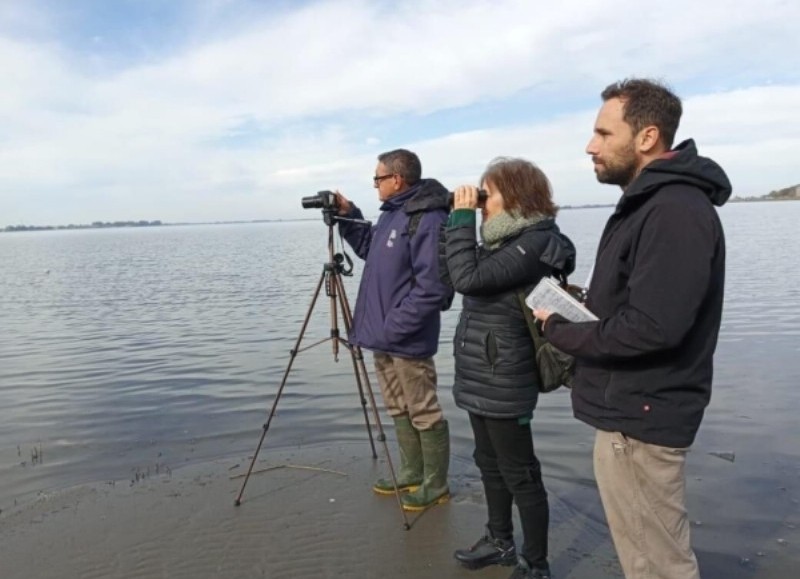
[4, 440, 797, 578]
[0, 443, 623, 579]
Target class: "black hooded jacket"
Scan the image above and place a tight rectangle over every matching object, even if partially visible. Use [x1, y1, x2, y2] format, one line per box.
[544, 140, 731, 447]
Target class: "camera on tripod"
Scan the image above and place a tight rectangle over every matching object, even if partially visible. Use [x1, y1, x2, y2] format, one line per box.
[301, 190, 338, 210]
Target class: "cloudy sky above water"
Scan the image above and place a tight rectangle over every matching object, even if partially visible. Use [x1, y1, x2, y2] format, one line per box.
[2, 0, 799, 225]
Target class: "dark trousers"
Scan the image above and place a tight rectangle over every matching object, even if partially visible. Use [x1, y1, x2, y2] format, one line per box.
[469, 412, 549, 568]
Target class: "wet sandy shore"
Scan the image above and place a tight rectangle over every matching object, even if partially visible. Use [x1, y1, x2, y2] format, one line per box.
[0, 443, 623, 579]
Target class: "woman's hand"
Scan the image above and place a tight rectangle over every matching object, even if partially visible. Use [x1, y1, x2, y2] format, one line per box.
[452, 185, 481, 210]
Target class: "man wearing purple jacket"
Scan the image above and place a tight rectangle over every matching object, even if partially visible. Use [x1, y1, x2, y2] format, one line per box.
[334, 148, 453, 512]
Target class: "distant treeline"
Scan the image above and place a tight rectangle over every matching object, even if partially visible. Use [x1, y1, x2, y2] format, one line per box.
[6, 184, 799, 233]
[731, 183, 800, 202]
[4, 220, 163, 232]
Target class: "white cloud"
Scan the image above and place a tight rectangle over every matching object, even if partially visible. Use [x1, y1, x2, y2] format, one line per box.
[0, 0, 798, 224]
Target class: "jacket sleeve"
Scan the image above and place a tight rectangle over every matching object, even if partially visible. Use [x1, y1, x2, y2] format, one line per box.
[545, 198, 717, 361]
[336, 204, 372, 260]
[384, 210, 451, 340]
[444, 217, 552, 296]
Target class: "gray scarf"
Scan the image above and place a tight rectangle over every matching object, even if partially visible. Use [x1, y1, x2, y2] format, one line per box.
[481, 210, 547, 250]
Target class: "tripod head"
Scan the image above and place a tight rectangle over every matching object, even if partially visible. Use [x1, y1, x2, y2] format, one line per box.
[322, 207, 338, 227]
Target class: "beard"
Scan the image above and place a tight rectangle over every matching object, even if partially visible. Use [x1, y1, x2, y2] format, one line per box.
[593, 141, 638, 188]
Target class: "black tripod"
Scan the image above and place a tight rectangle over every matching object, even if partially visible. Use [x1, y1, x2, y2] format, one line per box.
[234, 207, 410, 528]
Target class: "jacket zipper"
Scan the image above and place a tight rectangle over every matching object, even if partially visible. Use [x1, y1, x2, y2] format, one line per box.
[486, 329, 497, 376]
[460, 313, 470, 348]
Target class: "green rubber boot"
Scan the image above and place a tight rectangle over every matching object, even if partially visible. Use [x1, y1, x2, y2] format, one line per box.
[373, 415, 423, 495]
[401, 420, 450, 511]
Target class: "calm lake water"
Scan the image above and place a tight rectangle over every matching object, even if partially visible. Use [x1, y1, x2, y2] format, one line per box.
[1, 202, 799, 577]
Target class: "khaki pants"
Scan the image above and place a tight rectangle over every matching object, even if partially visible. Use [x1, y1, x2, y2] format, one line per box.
[594, 430, 700, 579]
[373, 353, 443, 431]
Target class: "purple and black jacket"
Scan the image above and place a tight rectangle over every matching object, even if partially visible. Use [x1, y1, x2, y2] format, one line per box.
[338, 179, 452, 359]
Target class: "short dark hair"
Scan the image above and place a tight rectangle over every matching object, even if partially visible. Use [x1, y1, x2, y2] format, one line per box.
[377, 149, 421, 185]
[601, 78, 682, 149]
[480, 157, 557, 218]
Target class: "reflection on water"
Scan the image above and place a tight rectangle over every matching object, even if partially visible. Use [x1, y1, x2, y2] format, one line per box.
[1, 203, 799, 577]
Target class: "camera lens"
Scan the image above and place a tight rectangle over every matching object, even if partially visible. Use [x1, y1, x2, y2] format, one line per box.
[301, 191, 339, 210]
[301, 195, 324, 209]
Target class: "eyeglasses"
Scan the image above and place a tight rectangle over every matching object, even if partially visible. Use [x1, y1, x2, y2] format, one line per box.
[373, 174, 395, 185]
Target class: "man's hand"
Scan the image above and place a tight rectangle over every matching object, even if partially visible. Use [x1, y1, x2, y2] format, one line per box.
[532, 309, 552, 331]
[333, 191, 352, 215]
[452, 185, 480, 210]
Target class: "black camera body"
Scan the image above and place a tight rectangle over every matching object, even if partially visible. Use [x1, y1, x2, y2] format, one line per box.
[301, 190, 338, 210]
[448, 189, 489, 206]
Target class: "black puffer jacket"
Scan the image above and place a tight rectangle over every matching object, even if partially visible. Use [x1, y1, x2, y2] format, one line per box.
[443, 215, 576, 418]
[544, 140, 731, 448]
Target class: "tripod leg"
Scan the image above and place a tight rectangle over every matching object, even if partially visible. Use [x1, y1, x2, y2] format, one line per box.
[349, 347, 377, 457]
[331, 274, 376, 458]
[234, 269, 327, 506]
[332, 272, 410, 529]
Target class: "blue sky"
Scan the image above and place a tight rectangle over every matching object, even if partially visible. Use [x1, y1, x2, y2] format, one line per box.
[2, 0, 799, 225]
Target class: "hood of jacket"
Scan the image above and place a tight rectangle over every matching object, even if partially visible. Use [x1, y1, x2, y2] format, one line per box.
[618, 139, 732, 212]
[378, 178, 449, 214]
[524, 218, 577, 278]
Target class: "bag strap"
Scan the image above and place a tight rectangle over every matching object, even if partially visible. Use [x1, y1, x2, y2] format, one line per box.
[515, 290, 546, 351]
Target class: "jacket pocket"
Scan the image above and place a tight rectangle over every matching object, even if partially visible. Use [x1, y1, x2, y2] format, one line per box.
[576, 364, 611, 407]
[605, 369, 644, 412]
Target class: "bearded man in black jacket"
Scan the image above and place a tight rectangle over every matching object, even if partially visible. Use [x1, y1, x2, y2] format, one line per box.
[534, 78, 731, 579]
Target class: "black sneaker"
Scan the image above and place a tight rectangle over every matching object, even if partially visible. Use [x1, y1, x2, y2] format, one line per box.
[454, 530, 517, 570]
[508, 556, 551, 579]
